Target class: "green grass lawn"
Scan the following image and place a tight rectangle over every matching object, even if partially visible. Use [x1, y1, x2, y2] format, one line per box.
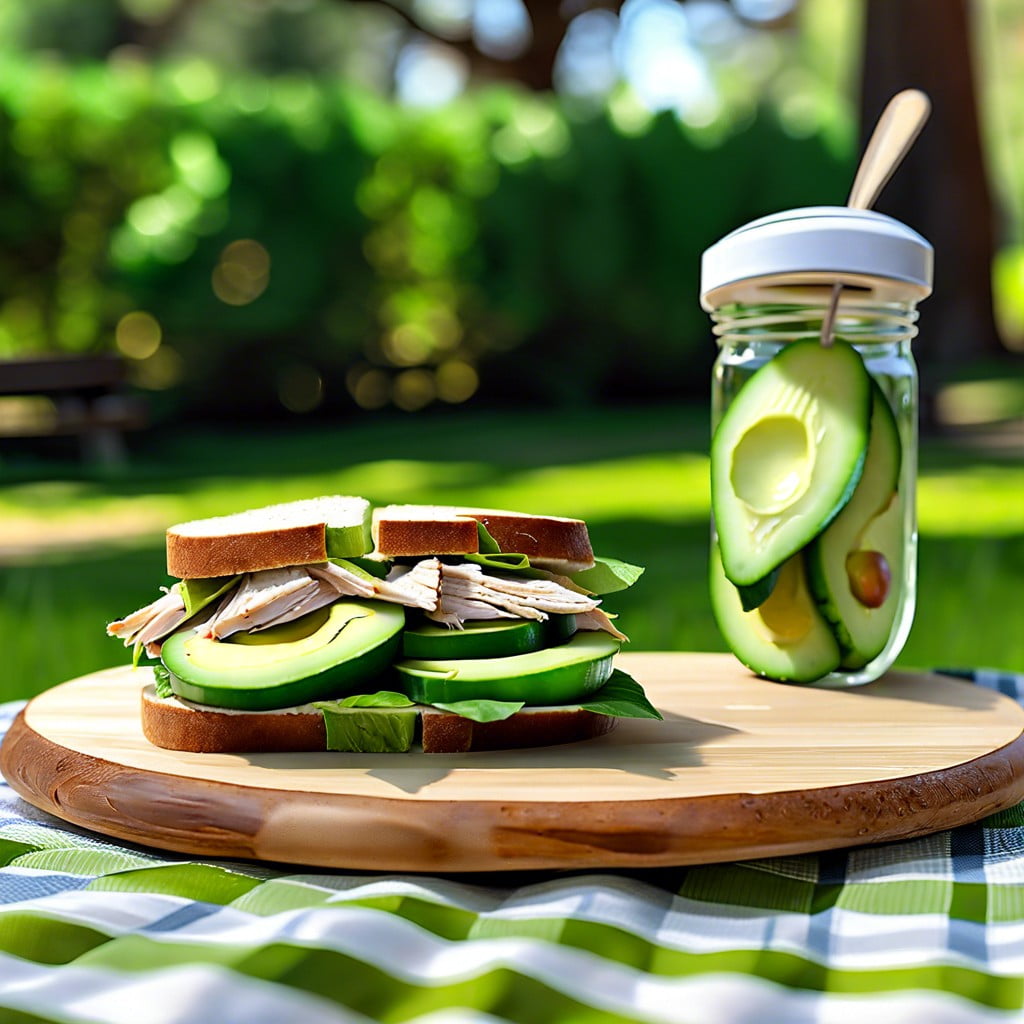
[1, 404, 1022, 702]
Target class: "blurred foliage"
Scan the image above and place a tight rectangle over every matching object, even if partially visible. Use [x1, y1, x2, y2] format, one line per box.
[0, 47, 852, 417]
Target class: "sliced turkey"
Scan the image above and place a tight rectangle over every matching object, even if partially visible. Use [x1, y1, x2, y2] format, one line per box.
[107, 588, 189, 649]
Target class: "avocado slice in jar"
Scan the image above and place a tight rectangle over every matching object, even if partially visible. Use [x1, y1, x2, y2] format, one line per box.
[711, 339, 872, 587]
[161, 600, 405, 710]
[395, 631, 620, 705]
[710, 541, 841, 683]
[806, 382, 904, 669]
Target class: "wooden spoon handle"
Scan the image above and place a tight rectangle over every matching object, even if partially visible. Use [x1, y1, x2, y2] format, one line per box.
[820, 89, 931, 345]
[847, 89, 931, 210]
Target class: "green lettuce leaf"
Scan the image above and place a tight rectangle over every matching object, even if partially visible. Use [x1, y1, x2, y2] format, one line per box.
[330, 557, 388, 581]
[152, 664, 174, 699]
[335, 691, 415, 709]
[476, 521, 501, 554]
[571, 557, 646, 595]
[316, 705, 417, 752]
[465, 552, 532, 572]
[428, 699, 524, 722]
[580, 669, 662, 719]
[325, 521, 373, 560]
[176, 576, 241, 618]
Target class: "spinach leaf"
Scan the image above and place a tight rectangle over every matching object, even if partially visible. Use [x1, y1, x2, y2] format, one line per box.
[428, 699, 525, 722]
[580, 670, 662, 719]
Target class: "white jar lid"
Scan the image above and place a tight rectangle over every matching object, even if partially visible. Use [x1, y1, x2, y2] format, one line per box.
[700, 206, 933, 311]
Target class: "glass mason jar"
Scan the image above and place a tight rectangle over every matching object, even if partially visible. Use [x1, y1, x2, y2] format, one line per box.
[700, 208, 933, 687]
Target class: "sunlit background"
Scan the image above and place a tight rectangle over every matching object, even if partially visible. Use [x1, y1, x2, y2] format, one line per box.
[1, 0, 1023, 696]
[0, 0, 1021, 425]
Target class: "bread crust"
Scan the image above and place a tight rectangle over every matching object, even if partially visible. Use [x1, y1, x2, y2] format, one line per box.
[374, 518, 479, 557]
[469, 511, 594, 571]
[141, 686, 326, 753]
[166, 524, 327, 579]
[420, 706, 616, 752]
[373, 505, 595, 570]
[141, 686, 616, 754]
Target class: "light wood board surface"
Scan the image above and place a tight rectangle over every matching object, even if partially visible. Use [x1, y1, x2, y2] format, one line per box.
[3, 653, 1023, 871]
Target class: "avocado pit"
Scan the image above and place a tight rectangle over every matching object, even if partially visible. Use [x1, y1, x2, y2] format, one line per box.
[845, 550, 891, 609]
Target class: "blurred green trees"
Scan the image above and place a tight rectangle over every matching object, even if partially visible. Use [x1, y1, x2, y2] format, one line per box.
[0, 49, 851, 417]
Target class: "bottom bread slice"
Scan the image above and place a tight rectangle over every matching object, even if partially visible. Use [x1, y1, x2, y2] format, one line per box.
[141, 685, 616, 754]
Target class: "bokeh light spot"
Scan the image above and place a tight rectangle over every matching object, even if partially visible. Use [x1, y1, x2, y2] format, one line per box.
[131, 346, 183, 390]
[347, 365, 391, 410]
[169, 59, 220, 104]
[212, 239, 270, 306]
[436, 360, 478, 403]
[116, 311, 162, 360]
[383, 322, 433, 366]
[278, 363, 325, 413]
[393, 368, 436, 411]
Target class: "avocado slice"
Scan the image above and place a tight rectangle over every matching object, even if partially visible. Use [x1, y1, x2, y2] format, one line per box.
[735, 567, 780, 612]
[711, 340, 871, 587]
[710, 542, 841, 683]
[161, 600, 405, 710]
[395, 631, 620, 705]
[806, 384, 903, 669]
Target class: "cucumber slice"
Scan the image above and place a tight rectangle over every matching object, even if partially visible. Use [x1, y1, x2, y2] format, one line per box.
[711, 340, 871, 586]
[402, 619, 547, 660]
[161, 600, 405, 711]
[402, 615, 577, 660]
[543, 613, 577, 646]
[396, 631, 620, 706]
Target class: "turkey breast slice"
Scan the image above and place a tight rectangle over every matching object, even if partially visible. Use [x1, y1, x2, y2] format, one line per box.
[426, 595, 520, 628]
[306, 561, 377, 598]
[374, 558, 442, 611]
[441, 563, 598, 613]
[107, 588, 189, 648]
[574, 608, 629, 641]
[202, 568, 320, 640]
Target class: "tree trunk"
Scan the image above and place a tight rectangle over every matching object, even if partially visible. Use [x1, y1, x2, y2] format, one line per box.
[860, 0, 1004, 429]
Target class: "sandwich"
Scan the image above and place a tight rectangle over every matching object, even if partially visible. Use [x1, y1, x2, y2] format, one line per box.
[107, 497, 660, 754]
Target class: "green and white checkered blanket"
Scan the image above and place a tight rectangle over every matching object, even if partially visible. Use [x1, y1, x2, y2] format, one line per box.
[2, 670, 1023, 1024]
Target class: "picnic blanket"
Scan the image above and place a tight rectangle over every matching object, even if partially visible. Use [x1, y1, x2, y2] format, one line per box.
[1, 669, 1023, 1024]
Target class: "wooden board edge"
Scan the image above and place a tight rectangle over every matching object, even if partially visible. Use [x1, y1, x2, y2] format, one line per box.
[3, 705, 1024, 872]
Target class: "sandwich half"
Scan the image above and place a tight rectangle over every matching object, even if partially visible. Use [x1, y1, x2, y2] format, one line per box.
[108, 497, 660, 754]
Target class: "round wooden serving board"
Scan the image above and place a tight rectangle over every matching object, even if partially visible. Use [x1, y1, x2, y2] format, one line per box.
[3, 653, 1024, 872]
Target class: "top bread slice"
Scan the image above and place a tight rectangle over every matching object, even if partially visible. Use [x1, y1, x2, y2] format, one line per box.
[372, 504, 595, 573]
[166, 496, 371, 579]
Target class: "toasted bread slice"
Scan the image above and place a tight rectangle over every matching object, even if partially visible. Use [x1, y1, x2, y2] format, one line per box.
[141, 685, 326, 753]
[141, 685, 615, 754]
[166, 496, 371, 579]
[373, 505, 595, 573]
